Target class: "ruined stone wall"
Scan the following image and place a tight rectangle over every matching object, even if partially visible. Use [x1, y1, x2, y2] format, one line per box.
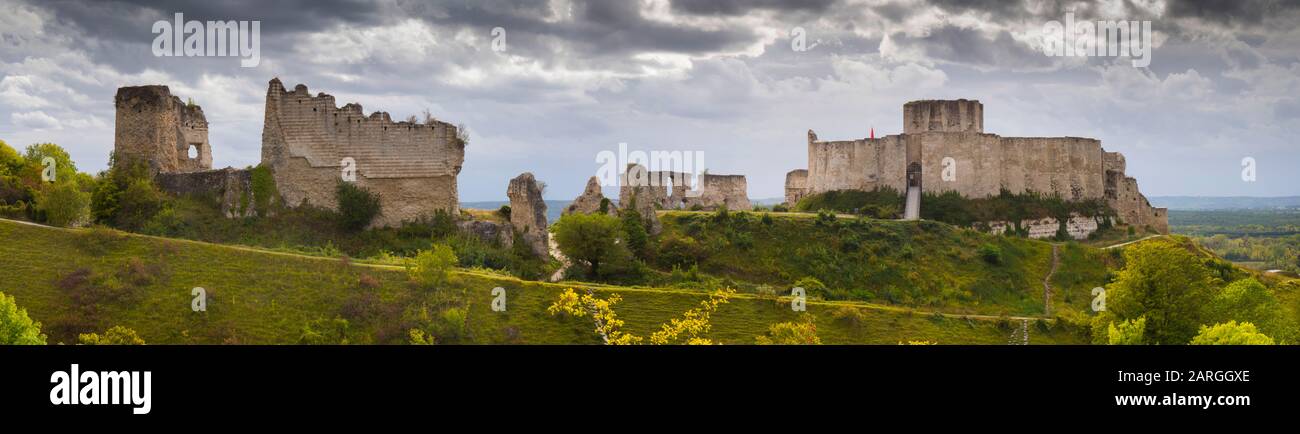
[260, 79, 465, 227]
[114, 85, 212, 173]
[155, 168, 255, 218]
[693, 174, 751, 211]
[784, 169, 808, 205]
[618, 164, 662, 234]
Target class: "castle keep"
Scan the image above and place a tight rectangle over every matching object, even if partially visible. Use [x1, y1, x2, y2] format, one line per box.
[114, 86, 212, 173]
[785, 100, 1168, 233]
[113, 79, 466, 227]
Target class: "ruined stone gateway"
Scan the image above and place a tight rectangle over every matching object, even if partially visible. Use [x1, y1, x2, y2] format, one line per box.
[113, 79, 466, 227]
[784, 99, 1168, 234]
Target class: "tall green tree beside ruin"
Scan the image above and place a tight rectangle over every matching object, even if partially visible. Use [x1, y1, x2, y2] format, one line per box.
[1105, 240, 1215, 345]
[35, 180, 91, 227]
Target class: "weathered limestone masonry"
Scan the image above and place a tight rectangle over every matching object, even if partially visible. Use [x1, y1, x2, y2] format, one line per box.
[784, 169, 808, 206]
[564, 176, 614, 216]
[261, 78, 465, 227]
[619, 164, 664, 235]
[988, 214, 1100, 240]
[155, 168, 253, 218]
[692, 174, 751, 211]
[114, 86, 212, 173]
[507, 172, 549, 258]
[785, 99, 1168, 233]
[113, 86, 255, 217]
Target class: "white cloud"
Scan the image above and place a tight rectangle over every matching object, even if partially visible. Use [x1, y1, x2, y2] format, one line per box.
[11, 110, 61, 130]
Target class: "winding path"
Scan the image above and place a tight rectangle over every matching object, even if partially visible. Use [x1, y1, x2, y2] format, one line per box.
[1043, 244, 1059, 316]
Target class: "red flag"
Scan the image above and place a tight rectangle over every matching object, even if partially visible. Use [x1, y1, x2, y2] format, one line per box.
[870, 127, 874, 139]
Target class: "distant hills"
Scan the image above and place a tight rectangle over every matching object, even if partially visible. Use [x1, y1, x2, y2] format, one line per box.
[1149, 196, 1300, 210]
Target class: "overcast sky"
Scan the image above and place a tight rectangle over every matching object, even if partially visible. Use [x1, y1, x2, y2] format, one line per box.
[1, 0, 1297, 200]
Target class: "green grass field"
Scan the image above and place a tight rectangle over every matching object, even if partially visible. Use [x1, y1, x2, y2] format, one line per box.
[652, 211, 1115, 317]
[0, 219, 1090, 344]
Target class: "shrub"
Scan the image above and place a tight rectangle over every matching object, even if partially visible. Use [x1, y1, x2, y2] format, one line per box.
[357, 273, 381, 289]
[78, 326, 145, 345]
[831, 306, 867, 328]
[336, 181, 382, 231]
[248, 164, 277, 216]
[814, 209, 836, 226]
[755, 315, 821, 345]
[496, 205, 511, 220]
[429, 209, 456, 239]
[793, 276, 829, 298]
[298, 317, 351, 345]
[978, 243, 1003, 265]
[657, 234, 704, 268]
[35, 181, 90, 227]
[406, 243, 458, 288]
[771, 203, 789, 212]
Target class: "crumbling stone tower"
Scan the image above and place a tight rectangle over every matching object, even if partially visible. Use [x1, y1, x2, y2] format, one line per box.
[113, 85, 213, 172]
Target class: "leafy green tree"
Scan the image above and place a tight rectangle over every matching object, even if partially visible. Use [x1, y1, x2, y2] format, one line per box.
[1106, 317, 1145, 345]
[0, 291, 46, 345]
[1213, 278, 1289, 341]
[91, 156, 162, 230]
[78, 326, 145, 345]
[23, 143, 78, 184]
[0, 139, 23, 176]
[35, 181, 90, 227]
[619, 206, 649, 258]
[552, 212, 626, 277]
[1105, 240, 1215, 344]
[407, 243, 457, 288]
[335, 181, 382, 230]
[1190, 321, 1274, 345]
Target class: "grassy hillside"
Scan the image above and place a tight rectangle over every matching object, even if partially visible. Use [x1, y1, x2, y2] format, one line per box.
[652, 211, 1115, 317]
[0, 219, 1088, 344]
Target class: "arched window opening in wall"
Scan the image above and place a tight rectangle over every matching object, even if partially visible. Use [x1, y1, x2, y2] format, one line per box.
[188, 143, 200, 159]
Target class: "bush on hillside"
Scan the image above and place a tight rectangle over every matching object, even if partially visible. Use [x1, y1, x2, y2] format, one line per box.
[335, 181, 382, 231]
[35, 181, 90, 227]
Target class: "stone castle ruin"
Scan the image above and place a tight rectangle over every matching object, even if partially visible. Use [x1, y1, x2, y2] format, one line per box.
[260, 79, 465, 226]
[784, 99, 1168, 235]
[113, 79, 466, 228]
[114, 86, 213, 173]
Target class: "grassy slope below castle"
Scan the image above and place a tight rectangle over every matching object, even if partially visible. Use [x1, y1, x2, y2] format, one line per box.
[0, 219, 1088, 344]
[651, 210, 1116, 317]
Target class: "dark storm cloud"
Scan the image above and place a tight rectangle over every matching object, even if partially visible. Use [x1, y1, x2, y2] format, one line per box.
[1165, 0, 1300, 26]
[670, 0, 839, 16]
[38, 0, 387, 40]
